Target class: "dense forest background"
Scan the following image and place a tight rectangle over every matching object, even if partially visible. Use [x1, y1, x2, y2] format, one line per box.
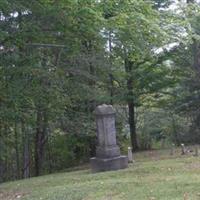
[1, 0, 200, 183]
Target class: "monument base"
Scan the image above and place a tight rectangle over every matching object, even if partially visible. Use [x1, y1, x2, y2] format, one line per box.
[90, 155, 128, 172]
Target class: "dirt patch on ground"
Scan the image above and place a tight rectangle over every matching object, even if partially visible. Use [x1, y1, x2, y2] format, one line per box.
[185, 162, 200, 170]
[0, 190, 28, 200]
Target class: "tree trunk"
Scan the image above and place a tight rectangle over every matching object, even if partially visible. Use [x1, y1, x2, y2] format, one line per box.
[35, 107, 48, 176]
[46, 139, 53, 173]
[84, 40, 96, 111]
[193, 40, 200, 73]
[0, 123, 3, 183]
[4, 124, 9, 181]
[171, 114, 180, 146]
[22, 121, 30, 179]
[125, 58, 139, 151]
[35, 107, 43, 176]
[108, 31, 114, 105]
[14, 121, 20, 179]
[128, 99, 139, 151]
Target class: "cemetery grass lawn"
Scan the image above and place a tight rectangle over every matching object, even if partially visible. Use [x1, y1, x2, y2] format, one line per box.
[1, 150, 200, 200]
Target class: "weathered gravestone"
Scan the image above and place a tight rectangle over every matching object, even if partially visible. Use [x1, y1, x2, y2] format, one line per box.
[181, 143, 186, 155]
[90, 104, 128, 172]
[128, 147, 133, 163]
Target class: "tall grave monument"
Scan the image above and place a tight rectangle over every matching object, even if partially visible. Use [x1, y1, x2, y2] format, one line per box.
[90, 104, 128, 172]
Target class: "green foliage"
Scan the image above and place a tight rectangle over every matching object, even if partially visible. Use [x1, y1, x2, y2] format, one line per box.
[167, 1, 200, 144]
[44, 132, 95, 171]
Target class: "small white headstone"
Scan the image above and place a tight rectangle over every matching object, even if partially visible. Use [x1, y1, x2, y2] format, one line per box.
[128, 147, 133, 163]
[181, 143, 186, 155]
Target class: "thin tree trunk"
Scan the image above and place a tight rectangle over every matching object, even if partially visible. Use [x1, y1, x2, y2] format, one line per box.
[4, 124, 9, 181]
[193, 40, 200, 73]
[125, 58, 139, 151]
[108, 31, 114, 105]
[84, 40, 96, 111]
[47, 139, 53, 173]
[22, 121, 30, 179]
[14, 121, 20, 179]
[35, 107, 42, 176]
[0, 123, 3, 183]
[128, 99, 138, 151]
[171, 114, 180, 145]
[35, 107, 48, 176]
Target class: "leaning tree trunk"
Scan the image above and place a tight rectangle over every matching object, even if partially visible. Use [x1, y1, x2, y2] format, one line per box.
[125, 58, 139, 151]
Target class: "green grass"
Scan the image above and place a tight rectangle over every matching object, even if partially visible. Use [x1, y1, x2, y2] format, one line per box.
[1, 149, 200, 200]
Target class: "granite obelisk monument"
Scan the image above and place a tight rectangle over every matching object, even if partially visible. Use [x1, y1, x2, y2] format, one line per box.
[90, 104, 128, 172]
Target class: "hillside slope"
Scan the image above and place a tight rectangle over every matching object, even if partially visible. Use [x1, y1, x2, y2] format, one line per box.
[0, 151, 200, 200]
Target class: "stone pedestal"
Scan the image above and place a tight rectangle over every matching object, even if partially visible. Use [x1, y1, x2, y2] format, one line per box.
[90, 104, 128, 172]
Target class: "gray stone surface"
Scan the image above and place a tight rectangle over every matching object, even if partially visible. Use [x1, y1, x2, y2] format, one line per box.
[90, 104, 128, 172]
[90, 156, 128, 172]
[181, 143, 186, 155]
[128, 147, 133, 163]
